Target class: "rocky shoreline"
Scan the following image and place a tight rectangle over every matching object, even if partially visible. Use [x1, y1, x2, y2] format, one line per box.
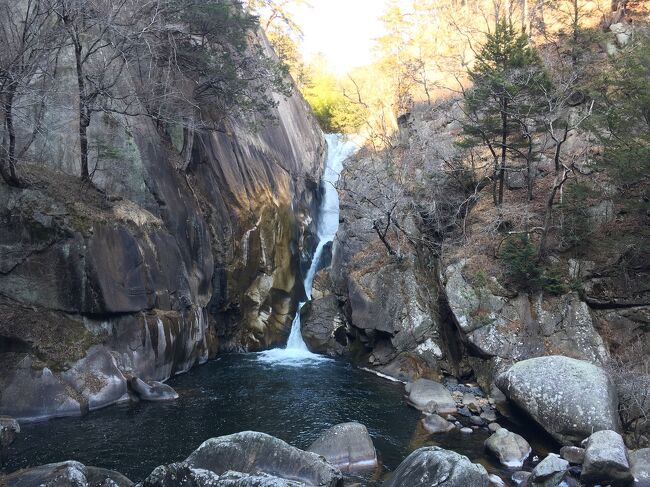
[3, 355, 650, 487]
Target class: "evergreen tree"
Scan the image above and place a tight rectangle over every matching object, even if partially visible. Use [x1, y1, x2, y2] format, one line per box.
[462, 19, 548, 205]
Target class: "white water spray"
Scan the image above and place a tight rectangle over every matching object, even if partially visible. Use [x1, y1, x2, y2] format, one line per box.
[257, 134, 357, 366]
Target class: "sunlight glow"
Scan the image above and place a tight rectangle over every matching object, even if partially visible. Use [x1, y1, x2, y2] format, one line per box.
[293, 0, 390, 74]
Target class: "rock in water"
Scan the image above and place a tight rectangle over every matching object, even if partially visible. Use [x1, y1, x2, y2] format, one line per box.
[0, 416, 20, 454]
[630, 448, 650, 484]
[581, 430, 633, 486]
[405, 379, 456, 414]
[530, 454, 569, 487]
[185, 431, 342, 487]
[484, 428, 531, 468]
[495, 356, 620, 444]
[511, 471, 531, 485]
[3, 460, 133, 487]
[421, 414, 455, 434]
[307, 422, 378, 473]
[130, 377, 179, 401]
[560, 446, 585, 465]
[383, 446, 489, 487]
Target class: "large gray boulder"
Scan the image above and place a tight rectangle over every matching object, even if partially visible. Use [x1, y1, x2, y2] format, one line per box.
[495, 356, 620, 444]
[529, 454, 569, 487]
[301, 296, 347, 356]
[3, 460, 133, 487]
[139, 462, 304, 487]
[383, 446, 489, 487]
[307, 422, 377, 473]
[405, 379, 456, 414]
[581, 430, 633, 486]
[484, 428, 531, 468]
[185, 432, 342, 487]
[630, 448, 650, 485]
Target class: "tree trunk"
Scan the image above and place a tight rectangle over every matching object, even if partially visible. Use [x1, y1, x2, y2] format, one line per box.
[526, 133, 534, 201]
[72, 34, 90, 181]
[538, 168, 571, 260]
[1, 88, 19, 186]
[499, 97, 508, 205]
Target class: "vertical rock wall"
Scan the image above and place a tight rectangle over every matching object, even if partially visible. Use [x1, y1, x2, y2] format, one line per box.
[0, 42, 325, 421]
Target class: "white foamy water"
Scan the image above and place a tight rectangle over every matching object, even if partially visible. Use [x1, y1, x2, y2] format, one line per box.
[257, 134, 357, 366]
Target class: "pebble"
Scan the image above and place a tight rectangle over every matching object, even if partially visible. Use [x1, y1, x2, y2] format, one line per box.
[457, 406, 472, 417]
[470, 415, 484, 426]
[460, 427, 473, 434]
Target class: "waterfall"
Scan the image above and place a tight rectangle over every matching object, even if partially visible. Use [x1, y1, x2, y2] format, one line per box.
[257, 134, 356, 365]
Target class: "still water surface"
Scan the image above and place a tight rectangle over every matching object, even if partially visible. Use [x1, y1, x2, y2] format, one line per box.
[6, 354, 546, 484]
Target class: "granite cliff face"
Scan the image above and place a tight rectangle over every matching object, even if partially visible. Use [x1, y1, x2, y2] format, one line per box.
[0, 42, 325, 420]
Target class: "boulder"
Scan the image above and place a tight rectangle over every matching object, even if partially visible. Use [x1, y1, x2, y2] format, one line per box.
[560, 446, 585, 465]
[529, 454, 569, 487]
[301, 296, 347, 355]
[421, 414, 455, 434]
[139, 462, 303, 486]
[3, 461, 133, 487]
[62, 346, 129, 411]
[630, 448, 650, 484]
[307, 422, 377, 473]
[383, 447, 489, 487]
[0, 416, 20, 450]
[495, 356, 620, 444]
[130, 378, 179, 401]
[484, 428, 531, 468]
[581, 430, 633, 486]
[185, 432, 342, 487]
[405, 379, 456, 414]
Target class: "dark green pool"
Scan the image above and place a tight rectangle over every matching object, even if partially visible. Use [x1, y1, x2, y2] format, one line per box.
[5, 354, 549, 484]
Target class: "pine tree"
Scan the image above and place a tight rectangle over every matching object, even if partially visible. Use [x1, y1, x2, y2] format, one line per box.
[462, 18, 548, 205]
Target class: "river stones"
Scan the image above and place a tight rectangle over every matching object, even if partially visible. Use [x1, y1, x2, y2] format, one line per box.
[484, 428, 531, 468]
[383, 446, 489, 487]
[307, 422, 378, 473]
[2, 460, 134, 487]
[529, 453, 569, 487]
[495, 356, 620, 444]
[185, 431, 342, 486]
[581, 430, 633, 486]
[130, 377, 179, 401]
[405, 379, 456, 414]
[421, 414, 455, 434]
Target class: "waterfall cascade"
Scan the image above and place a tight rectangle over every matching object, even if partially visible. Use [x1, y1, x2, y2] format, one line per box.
[258, 134, 357, 365]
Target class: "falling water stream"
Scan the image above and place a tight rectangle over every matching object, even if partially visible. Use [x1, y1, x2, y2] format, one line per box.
[257, 134, 357, 365]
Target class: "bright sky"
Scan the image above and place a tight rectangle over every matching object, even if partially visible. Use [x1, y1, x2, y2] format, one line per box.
[292, 0, 387, 74]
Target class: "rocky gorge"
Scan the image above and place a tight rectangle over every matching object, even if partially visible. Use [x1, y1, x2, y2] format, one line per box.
[2, 1, 650, 487]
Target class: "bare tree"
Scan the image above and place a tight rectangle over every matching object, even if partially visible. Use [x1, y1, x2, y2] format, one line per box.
[0, 0, 56, 186]
[49, 0, 137, 182]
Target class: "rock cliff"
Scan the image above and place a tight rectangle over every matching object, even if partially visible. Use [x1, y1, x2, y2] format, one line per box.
[0, 37, 325, 421]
